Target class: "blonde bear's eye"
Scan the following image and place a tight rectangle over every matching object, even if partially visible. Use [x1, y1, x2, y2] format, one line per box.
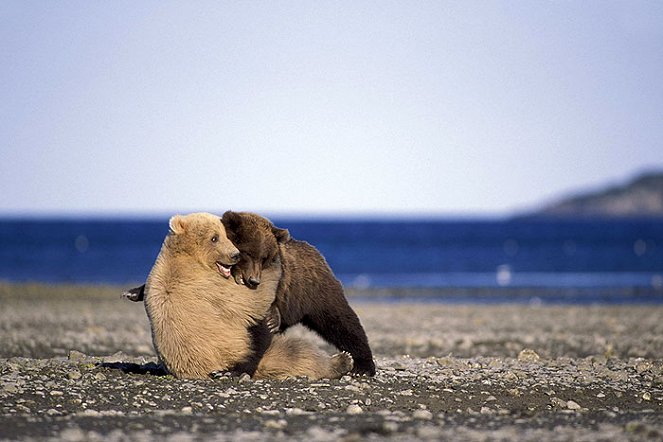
[211, 235, 218, 243]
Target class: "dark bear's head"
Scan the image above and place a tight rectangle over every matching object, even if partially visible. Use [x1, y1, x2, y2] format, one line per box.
[221, 211, 289, 289]
[167, 212, 241, 279]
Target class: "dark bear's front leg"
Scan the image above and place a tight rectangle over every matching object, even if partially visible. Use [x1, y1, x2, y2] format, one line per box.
[222, 318, 273, 377]
[302, 303, 376, 376]
[123, 284, 146, 302]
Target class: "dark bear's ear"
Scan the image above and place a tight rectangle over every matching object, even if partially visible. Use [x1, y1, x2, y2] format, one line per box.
[169, 215, 186, 235]
[222, 210, 241, 231]
[272, 226, 290, 243]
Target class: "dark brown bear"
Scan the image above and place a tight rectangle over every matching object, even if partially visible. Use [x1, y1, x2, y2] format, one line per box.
[221, 211, 376, 376]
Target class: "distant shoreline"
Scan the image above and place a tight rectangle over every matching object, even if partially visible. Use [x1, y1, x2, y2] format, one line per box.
[3, 282, 662, 305]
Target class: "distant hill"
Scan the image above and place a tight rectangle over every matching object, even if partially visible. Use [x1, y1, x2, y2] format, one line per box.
[527, 171, 663, 218]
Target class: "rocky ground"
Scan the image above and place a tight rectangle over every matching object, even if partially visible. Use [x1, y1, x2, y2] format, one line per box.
[1, 283, 662, 441]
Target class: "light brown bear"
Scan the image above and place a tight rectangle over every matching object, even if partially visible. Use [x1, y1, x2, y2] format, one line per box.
[143, 212, 352, 380]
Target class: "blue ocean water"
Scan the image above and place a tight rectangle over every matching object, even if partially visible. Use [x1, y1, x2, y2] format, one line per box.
[1, 218, 662, 302]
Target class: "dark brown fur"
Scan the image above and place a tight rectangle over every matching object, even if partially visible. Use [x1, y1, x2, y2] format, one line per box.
[222, 211, 376, 376]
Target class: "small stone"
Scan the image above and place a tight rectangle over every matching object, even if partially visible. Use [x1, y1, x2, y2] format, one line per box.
[50, 390, 64, 396]
[383, 421, 399, 433]
[15, 404, 31, 413]
[566, 400, 581, 410]
[59, 427, 86, 441]
[346, 404, 363, 414]
[518, 349, 540, 363]
[81, 409, 100, 417]
[635, 360, 653, 374]
[480, 406, 493, 414]
[504, 372, 519, 382]
[3, 384, 19, 394]
[642, 392, 651, 401]
[68, 350, 87, 361]
[399, 389, 413, 396]
[181, 406, 193, 414]
[416, 426, 439, 438]
[551, 397, 567, 408]
[306, 426, 335, 440]
[264, 419, 287, 430]
[285, 407, 306, 416]
[412, 409, 433, 420]
[238, 373, 251, 383]
[94, 373, 106, 381]
[68, 371, 82, 381]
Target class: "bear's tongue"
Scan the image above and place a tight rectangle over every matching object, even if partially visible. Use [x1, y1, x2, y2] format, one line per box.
[216, 262, 231, 279]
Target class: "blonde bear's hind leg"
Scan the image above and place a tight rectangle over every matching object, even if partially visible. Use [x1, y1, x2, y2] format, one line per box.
[254, 334, 353, 380]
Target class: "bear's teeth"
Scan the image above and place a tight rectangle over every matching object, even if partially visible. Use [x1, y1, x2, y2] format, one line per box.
[216, 262, 231, 278]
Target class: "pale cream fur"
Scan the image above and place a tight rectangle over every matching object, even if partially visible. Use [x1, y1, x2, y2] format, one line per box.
[144, 212, 353, 380]
[145, 213, 279, 379]
[255, 334, 352, 380]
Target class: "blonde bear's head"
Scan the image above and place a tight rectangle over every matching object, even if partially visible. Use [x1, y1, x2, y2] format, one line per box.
[166, 212, 240, 279]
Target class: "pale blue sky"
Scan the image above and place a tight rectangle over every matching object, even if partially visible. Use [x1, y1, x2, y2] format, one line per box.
[1, 1, 662, 217]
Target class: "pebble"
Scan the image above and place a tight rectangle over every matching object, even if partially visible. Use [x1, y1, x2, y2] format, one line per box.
[67, 350, 87, 361]
[346, 404, 363, 414]
[412, 409, 433, 420]
[383, 421, 399, 433]
[3, 384, 19, 394]
[518, 349, 541, 363]
[566, 400, 582, 410]
[238, 373, 251, 383]
[264, 419, 287, 430]
[68, 371, 82, 381]
[59, 427, 86, 442]
[416, 425, 440, 438]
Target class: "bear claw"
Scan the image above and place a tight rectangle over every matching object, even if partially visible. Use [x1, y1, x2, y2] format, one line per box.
[330, 351, 354, 376]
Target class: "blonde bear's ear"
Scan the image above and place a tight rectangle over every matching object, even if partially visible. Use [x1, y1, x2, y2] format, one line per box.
[169, 215, 186, 235]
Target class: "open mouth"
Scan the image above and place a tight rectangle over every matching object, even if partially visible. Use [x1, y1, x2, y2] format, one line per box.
[216, 262, 232, 279]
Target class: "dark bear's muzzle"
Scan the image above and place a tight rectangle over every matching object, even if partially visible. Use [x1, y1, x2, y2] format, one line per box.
[246, 276, 261, 288]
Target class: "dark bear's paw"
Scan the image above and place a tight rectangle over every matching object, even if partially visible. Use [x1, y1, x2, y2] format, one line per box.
[330, 351, 354, 377]
[266, 306, 282, 334]
[351, 358, 377, 377]
[122, 285, 145, 302]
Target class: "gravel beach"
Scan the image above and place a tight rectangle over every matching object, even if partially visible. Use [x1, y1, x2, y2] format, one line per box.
[1, 283, 662, 441]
